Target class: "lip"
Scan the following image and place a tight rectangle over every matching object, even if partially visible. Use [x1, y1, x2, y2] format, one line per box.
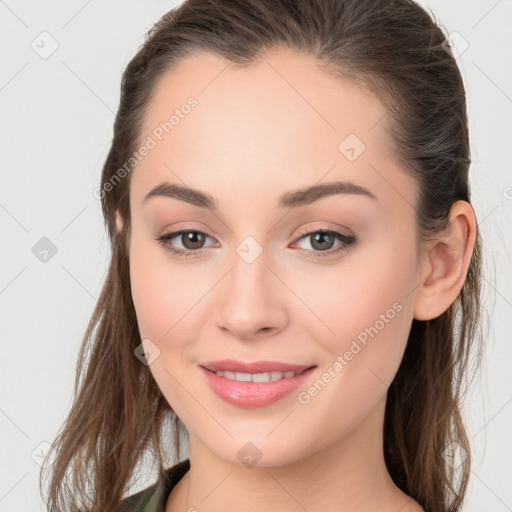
[200, 359, 315, 374]
[199, 360, 317, 408]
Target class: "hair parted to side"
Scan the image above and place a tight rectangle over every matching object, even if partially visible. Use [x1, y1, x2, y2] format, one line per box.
[40, 1, 484, 511]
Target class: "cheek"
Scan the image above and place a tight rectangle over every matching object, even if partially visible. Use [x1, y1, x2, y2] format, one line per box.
[294, 235, 416, 386]
[129, 230, 198, 343]
[130, 246, 170, 339]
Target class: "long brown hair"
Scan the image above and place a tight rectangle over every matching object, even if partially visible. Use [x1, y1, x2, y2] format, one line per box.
[40, 1, 484, 510]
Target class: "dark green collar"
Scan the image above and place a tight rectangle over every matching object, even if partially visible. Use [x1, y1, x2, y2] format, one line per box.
[119, 459, 190, 512]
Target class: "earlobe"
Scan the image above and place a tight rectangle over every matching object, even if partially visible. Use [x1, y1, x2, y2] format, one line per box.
[115, 209, 124, 234]
[413, 200, 477, 321]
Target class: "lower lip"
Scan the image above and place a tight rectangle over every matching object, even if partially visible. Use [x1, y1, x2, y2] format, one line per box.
[199, 366, 316, 408]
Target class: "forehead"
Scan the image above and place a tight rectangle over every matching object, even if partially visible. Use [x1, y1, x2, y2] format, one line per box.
[130, 47, 415, 213]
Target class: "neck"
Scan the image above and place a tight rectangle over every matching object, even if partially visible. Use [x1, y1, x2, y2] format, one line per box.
[166, 396, 420, 512]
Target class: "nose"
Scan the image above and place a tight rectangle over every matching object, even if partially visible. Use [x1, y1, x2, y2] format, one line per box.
[213, 248, 289, 341]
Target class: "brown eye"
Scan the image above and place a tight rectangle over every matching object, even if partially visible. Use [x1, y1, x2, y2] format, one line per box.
[156, 229, 215, 257]
[309, 231, 336, 251]
[180, 231, 207, 250]
[293, 228, 357, 259]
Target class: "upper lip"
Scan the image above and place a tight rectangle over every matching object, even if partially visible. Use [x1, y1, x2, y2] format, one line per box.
[200, 359, 316, 374]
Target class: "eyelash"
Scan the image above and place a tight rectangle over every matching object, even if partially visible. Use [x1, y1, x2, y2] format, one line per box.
[155, 227, 357, 260]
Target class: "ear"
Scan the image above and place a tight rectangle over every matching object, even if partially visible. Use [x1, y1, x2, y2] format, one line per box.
[413, 200, 477, 321]
[115, 209, 124, 234]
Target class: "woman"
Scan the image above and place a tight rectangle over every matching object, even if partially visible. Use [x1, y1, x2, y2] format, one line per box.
[40, 0, 484, 511]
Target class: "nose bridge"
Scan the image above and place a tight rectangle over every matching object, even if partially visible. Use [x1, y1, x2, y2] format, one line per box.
[213, 234, 287, 338]
[231, 237, 270, 295]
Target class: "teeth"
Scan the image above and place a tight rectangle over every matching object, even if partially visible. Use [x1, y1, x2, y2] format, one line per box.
[214, 370, 299, 382]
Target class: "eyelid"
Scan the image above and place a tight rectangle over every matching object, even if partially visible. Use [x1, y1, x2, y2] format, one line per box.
[158, 222, 213, 236]
[293, 223, 354, 239]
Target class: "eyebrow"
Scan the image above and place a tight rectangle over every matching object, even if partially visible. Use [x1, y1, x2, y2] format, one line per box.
[143, 180, 377, 210]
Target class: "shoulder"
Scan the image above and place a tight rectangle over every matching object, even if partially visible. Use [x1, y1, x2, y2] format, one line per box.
[402, 499, 425, 512]
[118, 459, 190, 512]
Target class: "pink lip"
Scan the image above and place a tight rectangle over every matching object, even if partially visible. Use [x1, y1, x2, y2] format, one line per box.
[199, 360, 317, 408]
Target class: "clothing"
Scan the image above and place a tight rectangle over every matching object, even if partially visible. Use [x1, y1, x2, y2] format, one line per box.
[118, 459, 190, 512]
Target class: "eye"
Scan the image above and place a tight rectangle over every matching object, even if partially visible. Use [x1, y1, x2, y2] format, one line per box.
[155, 227, 357, 259]
[291, 228, 357, 259]
[155, 229, 216, 258]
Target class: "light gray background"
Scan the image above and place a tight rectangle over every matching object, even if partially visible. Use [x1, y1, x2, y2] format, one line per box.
[1, 1, 511, 510]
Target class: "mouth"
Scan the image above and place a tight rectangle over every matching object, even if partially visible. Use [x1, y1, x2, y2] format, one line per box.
[199, 359, 318, 408]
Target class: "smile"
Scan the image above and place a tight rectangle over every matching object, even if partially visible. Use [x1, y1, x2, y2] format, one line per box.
[200, 364, 317, 408]
[210, 369, 305, 382]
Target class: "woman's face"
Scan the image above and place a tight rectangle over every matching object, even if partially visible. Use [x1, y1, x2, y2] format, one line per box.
[125, 48, 425, 466]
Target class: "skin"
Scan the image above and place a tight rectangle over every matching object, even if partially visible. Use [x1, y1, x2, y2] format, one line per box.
[115, 48, 476, 512]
